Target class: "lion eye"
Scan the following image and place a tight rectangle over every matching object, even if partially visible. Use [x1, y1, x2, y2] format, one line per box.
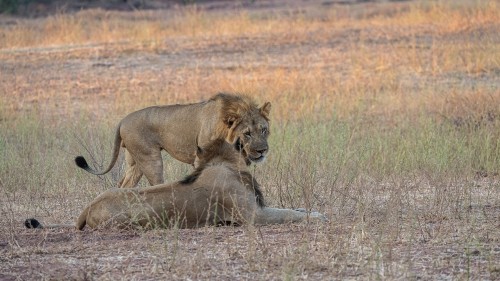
[261, 128, 268, 135]
[244, 131, 252, 138]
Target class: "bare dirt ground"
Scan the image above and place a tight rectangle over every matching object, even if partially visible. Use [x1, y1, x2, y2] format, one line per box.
[1, 0, 499, 280]
[4, 206, 500, 280]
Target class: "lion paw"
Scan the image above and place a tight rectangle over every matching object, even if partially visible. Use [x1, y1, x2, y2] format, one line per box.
[308, 211, 328, 222]
[294, 209, 327, 222]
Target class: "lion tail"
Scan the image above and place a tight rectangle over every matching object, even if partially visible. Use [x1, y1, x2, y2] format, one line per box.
[75, 124, 122, 176]
[24, 205, 90, 230]
[24, 218, 75, 229]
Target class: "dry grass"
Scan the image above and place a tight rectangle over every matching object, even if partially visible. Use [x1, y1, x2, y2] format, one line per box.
[1, 0, 499, 280]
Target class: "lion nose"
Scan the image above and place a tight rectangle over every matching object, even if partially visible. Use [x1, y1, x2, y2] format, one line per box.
[257, 148, 267, 156]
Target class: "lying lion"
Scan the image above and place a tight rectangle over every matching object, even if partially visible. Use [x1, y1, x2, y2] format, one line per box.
[75, 93, 271, 188]
[26, 139, 326, 230]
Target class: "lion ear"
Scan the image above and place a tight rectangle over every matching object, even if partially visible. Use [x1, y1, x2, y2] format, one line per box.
[260, 102, 271, 118]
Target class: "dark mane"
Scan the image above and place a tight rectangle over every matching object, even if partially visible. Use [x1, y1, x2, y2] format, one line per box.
[237, 170, 265, 208]
[179, 139, 232, 186]
[179, 167, 204, 185]
[234, 138, 251, 166]
[210, 93, 258, 113]
[179, 138, 265, 207]
[180, 167, 264, 207]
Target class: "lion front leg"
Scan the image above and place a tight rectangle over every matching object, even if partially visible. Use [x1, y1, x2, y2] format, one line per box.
[252, 207, 327, 225]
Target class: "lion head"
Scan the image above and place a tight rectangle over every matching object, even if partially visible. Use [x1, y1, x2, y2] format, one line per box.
[213, 93, 271, 164]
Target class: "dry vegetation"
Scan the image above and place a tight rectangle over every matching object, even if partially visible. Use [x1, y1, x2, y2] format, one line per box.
[1, 0, 499, 280]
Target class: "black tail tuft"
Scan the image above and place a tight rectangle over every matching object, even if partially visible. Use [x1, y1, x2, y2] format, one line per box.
[25, 218, 42, 229]
[75, 156, 89, 169]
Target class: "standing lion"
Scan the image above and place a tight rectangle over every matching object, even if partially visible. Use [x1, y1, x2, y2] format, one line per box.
[75, 93, 271, 188]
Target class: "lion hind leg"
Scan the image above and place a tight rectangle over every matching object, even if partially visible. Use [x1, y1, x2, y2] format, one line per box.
[119, 167, 143, 188]
[133, 149, 164, 186]
[119, 150, 144, 188]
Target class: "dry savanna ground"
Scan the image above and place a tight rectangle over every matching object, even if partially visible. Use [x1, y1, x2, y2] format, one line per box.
[0, 0, 499, 280]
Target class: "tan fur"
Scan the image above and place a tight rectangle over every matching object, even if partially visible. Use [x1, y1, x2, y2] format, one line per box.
[28, 139, 326, 230]
[75, 93, 272, 188]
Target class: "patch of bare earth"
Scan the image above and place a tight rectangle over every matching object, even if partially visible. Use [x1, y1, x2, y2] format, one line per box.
[2, 210, 499, 280]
